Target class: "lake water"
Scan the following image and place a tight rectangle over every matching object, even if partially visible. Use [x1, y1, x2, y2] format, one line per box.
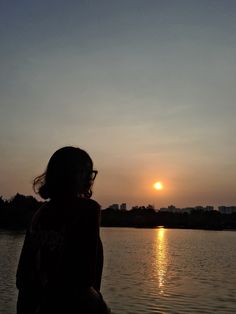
[0, 228, 235, 313]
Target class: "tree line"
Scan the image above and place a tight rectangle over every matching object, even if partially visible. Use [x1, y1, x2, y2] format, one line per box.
[102, 206, 236, 230]
[0, 194, 43, 229]
[0, 194, 235, 230]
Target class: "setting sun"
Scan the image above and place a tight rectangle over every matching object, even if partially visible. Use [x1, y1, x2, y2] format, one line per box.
[153, 181, 163, 190]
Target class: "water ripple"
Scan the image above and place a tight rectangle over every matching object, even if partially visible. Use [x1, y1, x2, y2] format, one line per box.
[0, 229, 236, 314]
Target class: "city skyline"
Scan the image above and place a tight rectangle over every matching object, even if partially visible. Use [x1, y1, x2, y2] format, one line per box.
[0, 1, 236, 208]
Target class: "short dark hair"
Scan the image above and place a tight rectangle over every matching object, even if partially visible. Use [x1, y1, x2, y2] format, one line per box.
[33, 146, 96, 200]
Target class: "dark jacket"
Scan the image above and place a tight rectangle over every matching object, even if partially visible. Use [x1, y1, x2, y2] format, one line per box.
[16, 197, 105, 314]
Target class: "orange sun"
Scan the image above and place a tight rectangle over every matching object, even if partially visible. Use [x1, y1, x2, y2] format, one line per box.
[153, 181, 163, 190]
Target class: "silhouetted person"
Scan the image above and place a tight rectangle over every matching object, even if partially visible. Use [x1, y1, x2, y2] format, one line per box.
[16, 146, 110, 314]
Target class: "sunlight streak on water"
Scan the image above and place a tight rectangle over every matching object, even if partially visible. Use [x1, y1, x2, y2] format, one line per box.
[155, 227, 167, 295]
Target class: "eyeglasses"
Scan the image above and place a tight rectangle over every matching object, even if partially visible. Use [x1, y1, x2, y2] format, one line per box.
[91, 170, 98, 180]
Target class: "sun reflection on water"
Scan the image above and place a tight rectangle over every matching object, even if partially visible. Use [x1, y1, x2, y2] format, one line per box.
[155, 227, 167, 295]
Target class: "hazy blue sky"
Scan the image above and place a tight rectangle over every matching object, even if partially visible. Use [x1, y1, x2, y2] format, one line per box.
[0, 0, 235, 208]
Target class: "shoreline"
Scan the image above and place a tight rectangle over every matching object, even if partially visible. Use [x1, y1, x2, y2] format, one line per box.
[1, 226, 235, 233]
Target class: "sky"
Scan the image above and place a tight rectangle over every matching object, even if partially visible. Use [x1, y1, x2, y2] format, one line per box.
[0, 0, 236, 209]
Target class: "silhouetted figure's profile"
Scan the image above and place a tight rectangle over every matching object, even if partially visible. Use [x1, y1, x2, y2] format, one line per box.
[16, 146, 110, 314]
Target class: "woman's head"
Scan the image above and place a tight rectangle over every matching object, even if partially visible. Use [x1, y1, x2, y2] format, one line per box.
[33, 146, 97, 200]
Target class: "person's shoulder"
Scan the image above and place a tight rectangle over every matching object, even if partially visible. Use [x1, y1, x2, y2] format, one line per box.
[87, 198, 101, 209]
[72, 198, 101, 226]
[30, 202, 49, 231]
[79, 198, 101, 212]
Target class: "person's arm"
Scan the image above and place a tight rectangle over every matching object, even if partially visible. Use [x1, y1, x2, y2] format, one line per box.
[16, 206, 42, 289]
[94, 236, 104, 291]
[16, 229, 40, 314]
[81, 204, 100, 286]
[16, 229, 32, 290]
[65, 201, 102, 289]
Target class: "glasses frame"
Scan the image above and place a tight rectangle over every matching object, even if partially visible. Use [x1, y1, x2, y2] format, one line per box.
[91, 170, 98, 181]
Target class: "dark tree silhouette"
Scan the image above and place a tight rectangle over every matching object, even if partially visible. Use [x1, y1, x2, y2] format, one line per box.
[0, 193, 235, 230]
[0, 193, 42, 229]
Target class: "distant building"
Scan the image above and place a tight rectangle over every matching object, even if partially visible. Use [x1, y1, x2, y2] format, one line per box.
[108, 204, 119, 210]
[159, 207, 167, 212]
[205, 206, 214, 211]
[194, 206, 204, 211]
[120, 203, 127, 211]
[159, 205, 181, 213]
[192, 206, 214, 212]
[159, 206, 215, 213]
[218, 206, 236, 214]
[182, 207, 194, 213]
